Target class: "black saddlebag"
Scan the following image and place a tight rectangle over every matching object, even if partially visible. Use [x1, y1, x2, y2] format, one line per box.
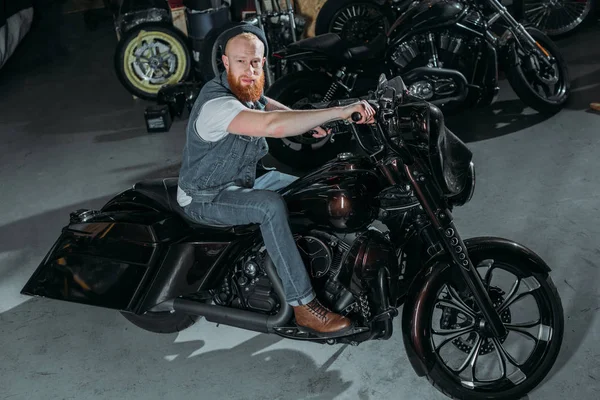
[20, 210, 192, 313]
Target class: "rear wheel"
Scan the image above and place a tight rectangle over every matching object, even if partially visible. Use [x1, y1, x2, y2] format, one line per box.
[315, 0, 392, 46]
[506, 27, 570, 115]
[420, 253, 564, 399]
[114, 24, 191, 100]
[265, 71, 354, 170]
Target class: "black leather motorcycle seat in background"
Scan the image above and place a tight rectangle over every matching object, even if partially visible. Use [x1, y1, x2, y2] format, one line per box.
[287, 33, 343, 54]
[133, 178, 239, 230]
[343, 34, 387, 61]
[286, 33, 386, 62]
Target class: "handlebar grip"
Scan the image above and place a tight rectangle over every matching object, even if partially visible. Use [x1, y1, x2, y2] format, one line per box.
[351, 112, 362, 122]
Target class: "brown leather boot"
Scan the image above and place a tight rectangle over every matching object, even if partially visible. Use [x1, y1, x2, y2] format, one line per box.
[293, 299, 352, 337]
[591, 103, 600, 112]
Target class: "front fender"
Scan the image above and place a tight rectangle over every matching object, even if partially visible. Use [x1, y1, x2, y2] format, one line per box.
[401, 236, 551, 377]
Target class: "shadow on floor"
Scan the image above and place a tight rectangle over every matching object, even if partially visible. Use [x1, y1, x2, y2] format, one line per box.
[0, 298, 353, 399]
[564, 68, 600, 112]
[446, 99, 549, 143]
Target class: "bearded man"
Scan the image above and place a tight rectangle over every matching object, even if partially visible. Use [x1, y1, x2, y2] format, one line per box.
[177, 25, 376, 336]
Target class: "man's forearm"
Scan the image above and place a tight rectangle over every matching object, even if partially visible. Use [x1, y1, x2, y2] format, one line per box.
[266, 107, 345, 138]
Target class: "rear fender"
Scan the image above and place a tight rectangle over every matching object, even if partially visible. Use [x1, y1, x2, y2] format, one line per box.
[401, 236, 551, 376]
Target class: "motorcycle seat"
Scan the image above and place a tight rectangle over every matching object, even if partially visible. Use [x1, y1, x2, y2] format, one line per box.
[285, 33, 386, 62]
[133, 178, 256, 232]
[343, 33, 387, 62]
[286, 33, 343, 55]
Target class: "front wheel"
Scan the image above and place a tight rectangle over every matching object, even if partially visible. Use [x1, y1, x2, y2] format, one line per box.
[265, 71, 354, 170]
[114, 24, 191, 100]
[419, 253, 564, 400]
[516, 0, 597, 38]
[506, 27, 570, 115]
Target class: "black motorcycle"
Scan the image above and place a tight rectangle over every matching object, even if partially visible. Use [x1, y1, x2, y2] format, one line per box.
[22, 74, 564, 400]
[315, 0, 597, 42]
[265, 0, 570, 169]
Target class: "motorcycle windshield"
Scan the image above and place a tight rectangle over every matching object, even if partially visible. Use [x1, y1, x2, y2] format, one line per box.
[395, 102, 472, 196]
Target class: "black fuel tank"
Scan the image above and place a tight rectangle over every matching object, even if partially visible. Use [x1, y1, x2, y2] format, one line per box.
[282, 155, 381, 233]
[388, 0, 466, 41]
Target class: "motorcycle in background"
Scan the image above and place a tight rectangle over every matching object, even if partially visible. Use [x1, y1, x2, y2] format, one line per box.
[265, 0, 571, 169]
[21, 74, 565, 400]
[113, 0, 304, 100]
[513, 0, 597, 37]
[207, 0, 303, 88]
[315, 0, 597, 42]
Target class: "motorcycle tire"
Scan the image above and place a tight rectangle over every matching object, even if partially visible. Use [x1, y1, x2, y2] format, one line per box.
[121, 310, 200, 334]
[314, 0, 393, 45]
[199, 22, 245, 82]
[506, 27, 570, 116]
[114, 23, 191, 100]
[415, 250, 564, 400]
[265, 71, 354, 171]
[515, 0, 597, 38]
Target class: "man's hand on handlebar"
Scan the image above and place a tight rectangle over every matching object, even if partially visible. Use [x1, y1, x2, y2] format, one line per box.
[307, 100, 377, 138]
[343, 100, 376, 124]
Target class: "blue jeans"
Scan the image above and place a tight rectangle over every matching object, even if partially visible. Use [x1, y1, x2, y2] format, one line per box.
[183, 171, 316, 306]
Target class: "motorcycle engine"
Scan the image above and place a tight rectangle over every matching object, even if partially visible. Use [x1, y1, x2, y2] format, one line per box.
[295, 229, 398, 323]
[391, 15, 484, 102]
[213, 252, 279, 314]
[294, 231, 353, 307]
[212, 229, 397, 323]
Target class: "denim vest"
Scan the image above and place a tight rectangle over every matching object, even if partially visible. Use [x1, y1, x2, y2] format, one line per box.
[178, 71, 269, 202]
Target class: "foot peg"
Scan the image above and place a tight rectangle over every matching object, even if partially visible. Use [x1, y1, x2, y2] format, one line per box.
[273, 325, 368, 340]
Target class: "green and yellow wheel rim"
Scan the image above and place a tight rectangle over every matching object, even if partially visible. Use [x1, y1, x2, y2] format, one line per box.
[123, 29, 188, 96]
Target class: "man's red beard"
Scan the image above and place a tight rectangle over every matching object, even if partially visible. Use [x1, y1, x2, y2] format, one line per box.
[227, 72, 265, 103]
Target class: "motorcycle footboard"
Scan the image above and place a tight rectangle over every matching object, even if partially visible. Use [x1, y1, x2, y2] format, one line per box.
[20, 217, 169, 312]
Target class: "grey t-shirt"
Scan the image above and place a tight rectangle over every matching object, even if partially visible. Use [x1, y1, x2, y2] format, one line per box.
[177, 97, 248, 206]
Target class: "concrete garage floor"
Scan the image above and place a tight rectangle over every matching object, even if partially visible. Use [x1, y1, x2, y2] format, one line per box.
[1, 11, 600, 400]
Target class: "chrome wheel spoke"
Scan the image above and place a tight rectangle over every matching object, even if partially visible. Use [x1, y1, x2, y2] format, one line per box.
[458, 334, 483, 375]
[433, 323, 475, 338]
[492, 337, 524, 371]
[506, 319, 541, 342]
[439, 286, 477, 320]
[433, 327, 476, 354]
[525, 6, 545, 14]
[507, 319, 541, 329]
[498, 276, 540, 313]
[491, 336, 528, 387]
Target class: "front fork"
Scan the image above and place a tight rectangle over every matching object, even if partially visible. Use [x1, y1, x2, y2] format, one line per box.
[404, 163, 508, 338]
[485, 0, 552, 67]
